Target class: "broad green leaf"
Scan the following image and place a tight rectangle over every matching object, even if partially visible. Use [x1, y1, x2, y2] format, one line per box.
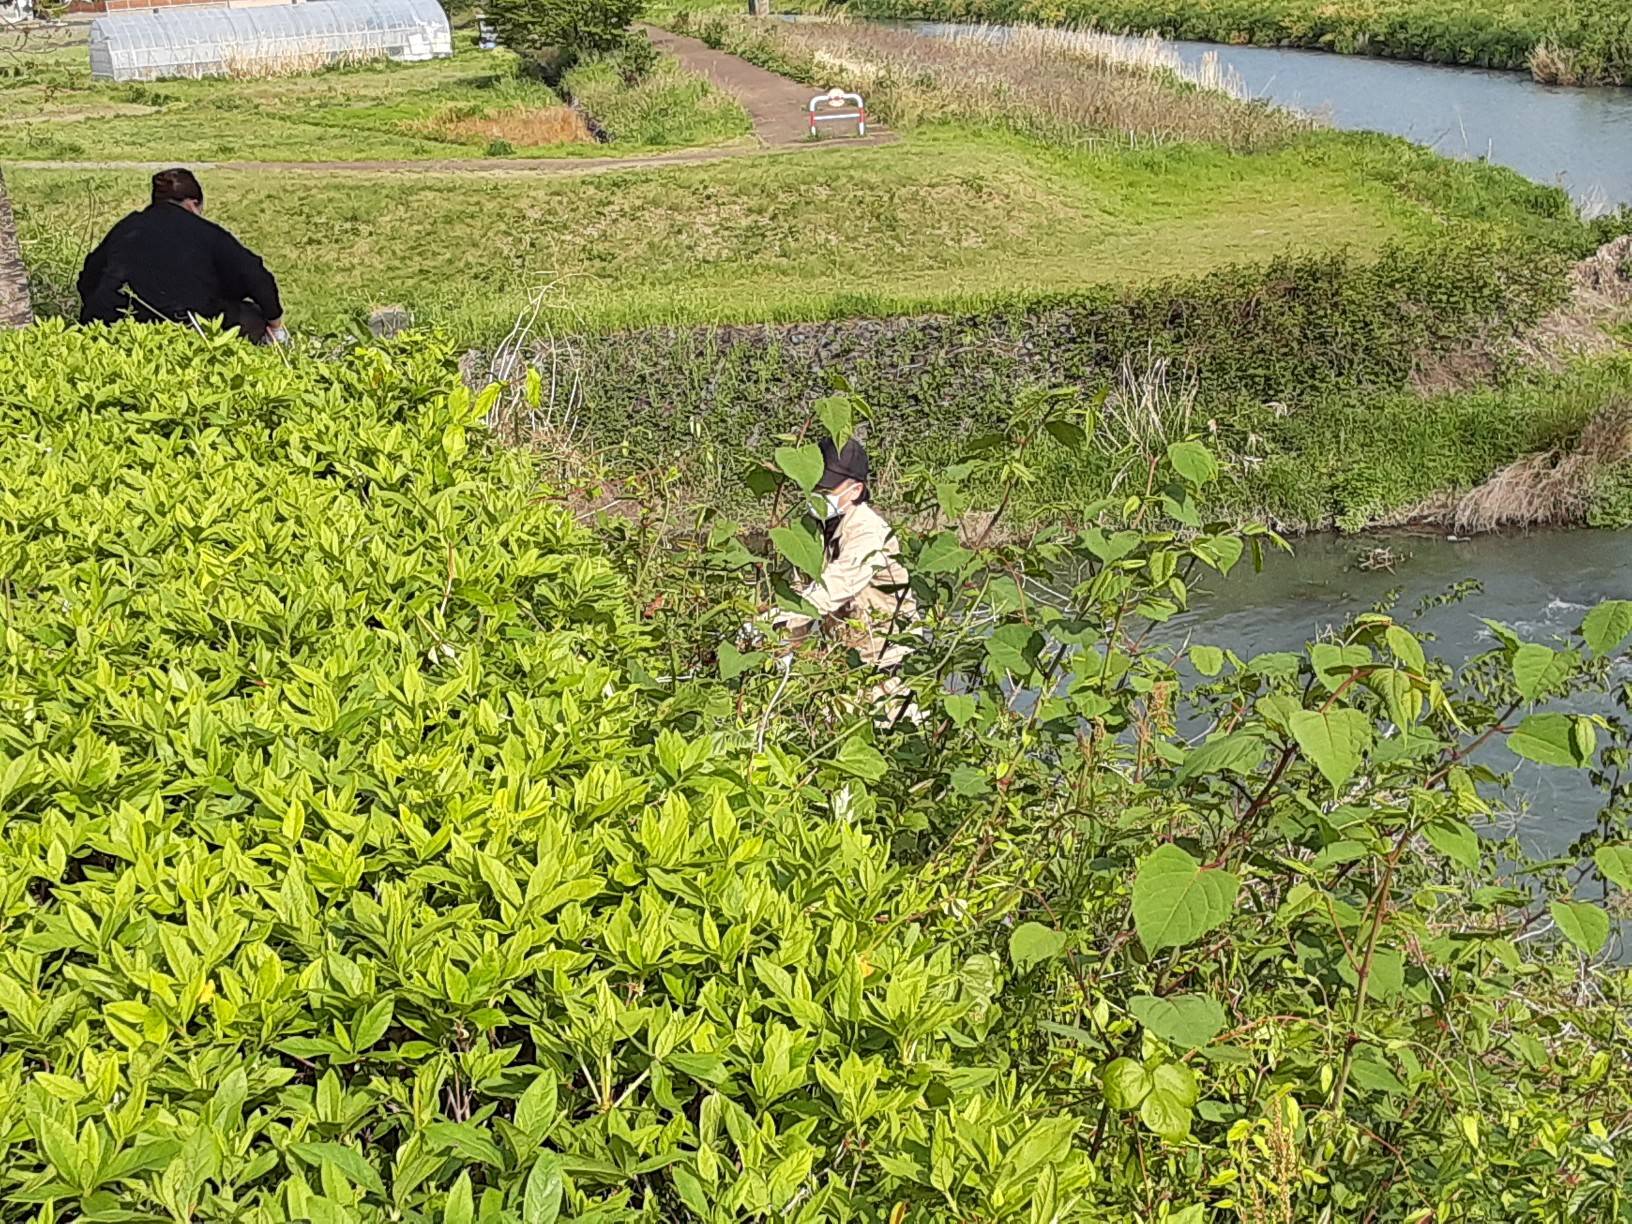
[1510, 714, 1584, 767]
[1188, 644, 1224, 677]
[423, 1122, 504, 1168]
[1583, 600, 1632, 656]
[942, 693, 977, 727]
[1289, 707, 1372, 790]
[1384, 624, 1426, 674]
[833, 737, 887, 782]
[352, 996, 393, 1051]
[1309, 643, 1371, 692]
[774, 443, 825, 492]
[985, 623, 1042, 677]
[1139, 1063, 1197, 1142]
[1511, 643, 1572, 702]
[717, 642, 763, 682]
[289, 1142, 386, 1198]
[769, 520, 825, 582]
[1348, 1054, 1407, 1098]
[814, 395, 854, 448]
[1043, 418, 1086, 449]
[1008, 922, 1066, 972]
[1131, 844, 1239, 953]
[949, 766, 989, 798]
[1166, 440, 1218, 487]
[1128, 994, 1226, 1049]
[1100, 1057, 1151, 1110]
[515, 1070, 558, 1138]
[1550, 900, 1609, 955]
[444, 1171, 473, 1224]
[1594, 845, 1632, 890]
[916, 531, 972, 575]
[523, 1152, 564, 1224]
[1174, 732, 1266, 784]
[1424, 819, 1479, 869]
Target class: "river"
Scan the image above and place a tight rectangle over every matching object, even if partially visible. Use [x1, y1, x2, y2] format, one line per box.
[894, 19, 1632, 209]
[1162, 528, 1631, 857]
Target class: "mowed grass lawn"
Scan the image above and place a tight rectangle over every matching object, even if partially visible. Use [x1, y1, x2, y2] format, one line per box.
[12, 128, 1483, 338]
[0, 35, 750, 163]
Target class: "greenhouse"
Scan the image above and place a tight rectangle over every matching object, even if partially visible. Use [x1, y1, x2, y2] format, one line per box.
[88, 0, 452, 82]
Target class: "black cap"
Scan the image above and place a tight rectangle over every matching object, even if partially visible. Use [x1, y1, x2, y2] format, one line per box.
[817, 438, 868, 490]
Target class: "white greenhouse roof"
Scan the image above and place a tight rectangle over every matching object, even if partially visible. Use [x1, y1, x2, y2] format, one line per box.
[88, 0, 452, 81]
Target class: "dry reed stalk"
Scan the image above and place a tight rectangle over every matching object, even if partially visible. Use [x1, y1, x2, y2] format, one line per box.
[1452, 402, 1632, 533]
[1098, 344, 1199, 480]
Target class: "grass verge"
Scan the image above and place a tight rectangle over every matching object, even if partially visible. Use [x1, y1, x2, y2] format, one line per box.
[9, 127, 1565, 336]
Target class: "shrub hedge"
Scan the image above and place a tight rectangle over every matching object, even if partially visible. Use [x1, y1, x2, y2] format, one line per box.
[0, 324, 1089, 1219]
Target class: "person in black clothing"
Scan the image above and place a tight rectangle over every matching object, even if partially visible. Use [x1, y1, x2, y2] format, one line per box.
[78, 168, 287, 344]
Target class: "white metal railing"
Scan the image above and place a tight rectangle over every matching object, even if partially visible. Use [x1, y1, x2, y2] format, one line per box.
[808, 88, 866, 139]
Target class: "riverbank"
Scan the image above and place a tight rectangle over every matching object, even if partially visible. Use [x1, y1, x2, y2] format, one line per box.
[753, 0, 1632, 85]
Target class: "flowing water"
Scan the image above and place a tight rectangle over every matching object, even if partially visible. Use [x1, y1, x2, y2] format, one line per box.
[1162, 529, 1632, 856]
[893, 20, 1632, 207]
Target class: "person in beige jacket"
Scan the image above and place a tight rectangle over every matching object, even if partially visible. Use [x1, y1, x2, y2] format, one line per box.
[775, 438, 921, 721]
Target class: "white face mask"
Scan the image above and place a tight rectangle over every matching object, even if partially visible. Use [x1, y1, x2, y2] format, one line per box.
[810, 492, 845, 521]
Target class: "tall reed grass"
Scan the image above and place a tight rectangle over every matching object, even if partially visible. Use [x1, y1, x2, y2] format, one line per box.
[706, 16, 1307, 151]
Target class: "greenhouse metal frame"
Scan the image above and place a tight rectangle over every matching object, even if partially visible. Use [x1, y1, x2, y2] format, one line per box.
[88, 0, 452, 82]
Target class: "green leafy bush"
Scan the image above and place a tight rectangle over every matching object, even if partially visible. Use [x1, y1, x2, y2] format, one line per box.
[3, 324, 1629, 1220]
[487, 0, 645, 60]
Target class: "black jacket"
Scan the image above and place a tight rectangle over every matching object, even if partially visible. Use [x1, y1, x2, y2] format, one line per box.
[78, 202, 282, 326]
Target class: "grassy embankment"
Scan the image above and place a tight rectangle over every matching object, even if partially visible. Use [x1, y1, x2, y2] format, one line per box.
[691, 0, 1632, 84]
[0, 30, 750, 162]
[9, 16, 1632, 529]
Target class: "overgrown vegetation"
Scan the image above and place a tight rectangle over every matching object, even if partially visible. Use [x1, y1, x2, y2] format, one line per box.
[3, 324, 1630, 1218]
[799, 0, 1632, 85]
[559, 51, 750, 148]
[486, 0, 643, 62]
[689, 13, 1302, 152]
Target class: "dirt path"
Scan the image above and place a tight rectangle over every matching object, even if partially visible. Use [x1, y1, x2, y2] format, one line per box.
[6, 25, 887, 176]
[643, 24, 852, 146]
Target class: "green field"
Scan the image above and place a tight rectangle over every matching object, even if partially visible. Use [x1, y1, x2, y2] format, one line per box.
[0, 33, 750, 162]
[10, 128, 1562, 337]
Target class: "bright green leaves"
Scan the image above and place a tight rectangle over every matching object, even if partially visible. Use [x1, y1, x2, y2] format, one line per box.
[916, 530, 974, 575]
[1128, 993, 1226, 1049]
[769, 517, 825, 581]
[1511, 643, 1575, 702]
[1550, 900, 1609, 955]
[1309, 643, 1371, 692]
[717, 641, 763, 681]
[1009, 922, 1067, 973]
[1131, 845, 1239, 953]
[1594, 845, 1632, 890]
[1289, 707, 1372, 790]
[1175, 731, 1266, 785]
[774, 443, 825, 493]
[523, 1152, 564, 1224]
[1510, 713, 1596, 767]
[815, 394, 857, 449]
[289, 1141, 386, 1198]
[1166, 441, 1217, 487]
[515, 1071, 558, 1140]
[833, 736, 887, 782]
[1099, 1058, 1199, 1142]
[1582, 600, 1632, 656]
[1188, 644, 1225, 676]
[1384, 624, 1426, 674]
[985, 623, 1043, 677]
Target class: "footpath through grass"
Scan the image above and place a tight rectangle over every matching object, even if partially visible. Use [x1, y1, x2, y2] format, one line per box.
[0, 32, 750, 162]
[10, 128, 1547, 338]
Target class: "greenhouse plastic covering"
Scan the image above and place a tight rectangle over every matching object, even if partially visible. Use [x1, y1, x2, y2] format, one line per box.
[88, 0, 452, 82]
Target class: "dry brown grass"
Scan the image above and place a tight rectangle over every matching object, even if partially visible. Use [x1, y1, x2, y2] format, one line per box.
[718, 17, 1307, 151]
[413, 105, 594, 148]
[1413, 236, 1632, 394]
[216, 44, 384, 80]
[1453, 401, 1632, 533]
